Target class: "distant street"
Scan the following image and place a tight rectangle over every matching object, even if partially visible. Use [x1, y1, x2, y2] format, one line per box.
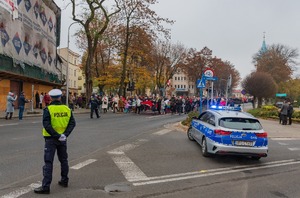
[1, 111, 300, 198]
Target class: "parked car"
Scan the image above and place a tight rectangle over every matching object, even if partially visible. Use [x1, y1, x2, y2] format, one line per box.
[187, 106, 268, 160]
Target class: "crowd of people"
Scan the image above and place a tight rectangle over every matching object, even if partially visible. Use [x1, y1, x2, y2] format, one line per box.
[4, 89, 244, 120]
[4, 90, 295, 125]
[84, 94, 240, 117]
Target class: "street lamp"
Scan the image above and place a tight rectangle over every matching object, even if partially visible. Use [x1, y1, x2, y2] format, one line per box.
[66, 21, 79, 107]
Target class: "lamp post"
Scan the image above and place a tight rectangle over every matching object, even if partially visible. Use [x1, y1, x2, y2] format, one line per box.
[66, 21, 79, 107]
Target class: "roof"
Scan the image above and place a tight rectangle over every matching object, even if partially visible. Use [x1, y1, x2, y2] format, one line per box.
[208, 109, 256, 119]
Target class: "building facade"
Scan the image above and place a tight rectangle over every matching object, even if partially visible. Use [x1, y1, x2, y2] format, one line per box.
[0, 0, 61, 111]
[169, 68, 196, 97]
[57, 48, 85, 96]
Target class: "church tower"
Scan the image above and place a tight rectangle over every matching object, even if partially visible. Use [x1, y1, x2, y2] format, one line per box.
[260, 32, 267, 54]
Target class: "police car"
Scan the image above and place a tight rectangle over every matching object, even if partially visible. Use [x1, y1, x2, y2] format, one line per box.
[187, 106, 268, 160]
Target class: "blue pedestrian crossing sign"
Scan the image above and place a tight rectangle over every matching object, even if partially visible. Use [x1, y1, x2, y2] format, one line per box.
[197, 78, 206, 88]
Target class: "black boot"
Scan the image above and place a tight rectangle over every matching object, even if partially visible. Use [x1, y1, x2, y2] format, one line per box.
[5, 113, 8, 120]
[34, 186, 50, 194]
[58, 181, 68, 187]
[9, 113, 13, 119]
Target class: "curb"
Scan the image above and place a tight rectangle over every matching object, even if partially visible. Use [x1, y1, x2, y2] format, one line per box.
[1, 110, 90, 119]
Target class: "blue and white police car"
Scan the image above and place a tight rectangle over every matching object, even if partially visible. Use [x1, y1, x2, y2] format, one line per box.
[187, 106, 268, 160]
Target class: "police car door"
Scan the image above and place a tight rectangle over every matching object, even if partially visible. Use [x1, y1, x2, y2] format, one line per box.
[193, 112, 214, 143]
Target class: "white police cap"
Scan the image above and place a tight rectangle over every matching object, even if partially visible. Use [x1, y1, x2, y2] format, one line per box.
[49, 89, 62, 97]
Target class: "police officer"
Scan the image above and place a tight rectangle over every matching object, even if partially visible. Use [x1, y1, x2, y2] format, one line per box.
[89, 93, 100, 118]
[34, 89, 76, 194]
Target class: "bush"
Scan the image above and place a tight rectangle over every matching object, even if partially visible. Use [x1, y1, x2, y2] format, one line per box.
[247, 106, 279, 119]
[182, 111, 199, 126]
[247, 105, 300, 122]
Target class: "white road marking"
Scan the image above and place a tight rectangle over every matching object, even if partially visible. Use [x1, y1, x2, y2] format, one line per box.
[146, 114, 169, 119]
[70, 159, 97, 170]
[132, 159, 300, 186]
[271, 138, 300, 141]
[133, 159, 296, 182]
[108, 139, 148, 155]
[153, 129, 172, 136]
[0, 123, 19, 127]
[288, 148, 300, 151]
[278, 142, 289, 146]
[0, 182, 41, 198]
[108, 140, 149, 182]
[111, 154, 149, 182]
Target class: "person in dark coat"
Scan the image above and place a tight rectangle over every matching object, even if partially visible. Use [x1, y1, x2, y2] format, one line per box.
[61, 91, 67, 105]
[89, 94, 100, 118]
[287, 102, 294, 125]
[280, 100, 289, 125]
[18, 92, 30, 120]
[35, 91, 40, 108]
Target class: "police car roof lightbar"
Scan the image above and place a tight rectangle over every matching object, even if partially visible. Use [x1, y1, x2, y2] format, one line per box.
[210, 105, 242, 111]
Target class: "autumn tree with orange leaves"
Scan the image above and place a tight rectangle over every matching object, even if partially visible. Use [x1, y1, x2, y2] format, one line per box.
[114, 0, 174, 96]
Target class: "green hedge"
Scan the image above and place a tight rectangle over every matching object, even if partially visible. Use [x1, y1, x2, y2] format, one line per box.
[247, 105, 300, 122]
[182, 111, 199, 126]
[247, 105, 279, 119]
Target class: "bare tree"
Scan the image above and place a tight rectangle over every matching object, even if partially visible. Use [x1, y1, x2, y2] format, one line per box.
[70, 0, 121, 100]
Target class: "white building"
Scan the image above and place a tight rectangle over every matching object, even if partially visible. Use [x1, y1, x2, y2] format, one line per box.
[57, 48, 85, 95]
[169, 68, 196, 97]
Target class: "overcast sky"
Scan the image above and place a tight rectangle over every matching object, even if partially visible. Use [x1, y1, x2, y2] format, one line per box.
[55, 0, 300, 80]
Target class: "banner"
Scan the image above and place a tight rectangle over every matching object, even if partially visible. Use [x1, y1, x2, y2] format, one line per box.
[0, 0, 14, 14]
[0, 0, 58, 75]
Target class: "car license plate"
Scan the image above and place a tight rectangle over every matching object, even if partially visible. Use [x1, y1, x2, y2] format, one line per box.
[235, 141, 253, 147]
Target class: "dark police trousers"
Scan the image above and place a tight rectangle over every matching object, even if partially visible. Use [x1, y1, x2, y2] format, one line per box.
[42, 138, 69, 189]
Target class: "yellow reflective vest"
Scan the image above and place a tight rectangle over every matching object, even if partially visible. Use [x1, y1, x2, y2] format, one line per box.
[42, 105, 71, 137]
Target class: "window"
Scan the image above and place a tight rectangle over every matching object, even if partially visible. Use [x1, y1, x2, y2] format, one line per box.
[175, 77, 177, 81]
[184, 77, 186, 81]
[199, 112, 209, 121]
[181, 85, 183, 88]
[184, 85, 186, 88]
[181, 77, 183, 81]
[219, 118, 262, 130]
[74, 81, 76, 88]
[74, 70, 76, 77]
[199, 112, 215, 126]
[175, 85, 177, 88]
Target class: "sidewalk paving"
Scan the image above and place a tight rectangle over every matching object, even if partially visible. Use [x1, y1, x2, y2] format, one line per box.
[1, 107, 90, 119]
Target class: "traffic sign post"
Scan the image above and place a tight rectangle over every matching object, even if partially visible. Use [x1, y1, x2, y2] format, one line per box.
[197, 78, 206, 88]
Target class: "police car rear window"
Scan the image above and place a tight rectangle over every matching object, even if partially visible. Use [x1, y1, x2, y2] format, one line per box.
[219, 118, 262, 130]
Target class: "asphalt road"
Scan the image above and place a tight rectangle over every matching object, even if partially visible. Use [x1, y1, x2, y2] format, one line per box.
[0, 111, 300, 198]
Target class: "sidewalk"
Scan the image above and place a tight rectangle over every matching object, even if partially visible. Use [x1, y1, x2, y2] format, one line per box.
[1, 107, 90, 119]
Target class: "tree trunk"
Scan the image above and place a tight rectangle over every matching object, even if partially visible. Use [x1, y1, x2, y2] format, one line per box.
[252, 96, 256, 109]
[85, 44, 94, 106]
[257, 97, 263, 108]
[119, 18, 131, 97]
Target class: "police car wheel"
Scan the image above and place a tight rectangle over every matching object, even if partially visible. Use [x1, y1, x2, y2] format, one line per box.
[187, 127, 194, 141]
[201, 137, 210, 157]
[251, 156, 261, 160]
